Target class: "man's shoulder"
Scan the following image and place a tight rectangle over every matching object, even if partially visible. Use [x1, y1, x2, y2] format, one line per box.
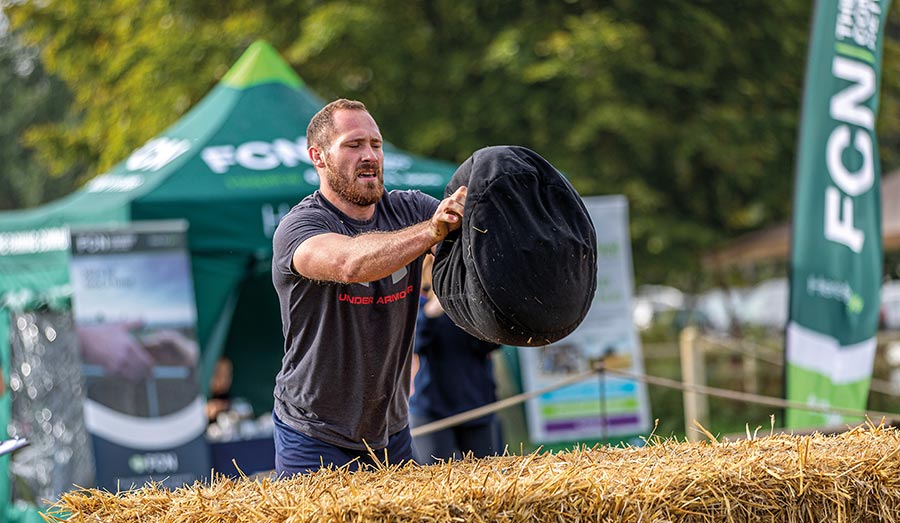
[273, 193, 338, 240]
[283, 192, 337, 221]
[292, 191, 327, 211]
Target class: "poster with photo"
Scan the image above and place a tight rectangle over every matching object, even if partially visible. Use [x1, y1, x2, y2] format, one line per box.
[519, 196, 651, 444]
[68, 221, 209, 490]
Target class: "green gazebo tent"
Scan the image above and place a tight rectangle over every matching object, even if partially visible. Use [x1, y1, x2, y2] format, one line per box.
[0, 40, 455, 519]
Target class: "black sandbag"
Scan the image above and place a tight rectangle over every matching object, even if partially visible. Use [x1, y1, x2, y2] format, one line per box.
[432, 145, 597, 347]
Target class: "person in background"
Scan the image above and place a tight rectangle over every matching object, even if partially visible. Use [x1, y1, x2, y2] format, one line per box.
[206, 356, 233, 423]
[271, 98, 467, 474]
[410, 259, 502, 464]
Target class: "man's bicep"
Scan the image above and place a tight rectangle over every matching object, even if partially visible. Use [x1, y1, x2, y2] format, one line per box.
[291, 232, 352, 281]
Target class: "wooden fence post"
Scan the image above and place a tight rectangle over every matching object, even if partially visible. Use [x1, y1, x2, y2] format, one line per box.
[680, 326, 708, 441]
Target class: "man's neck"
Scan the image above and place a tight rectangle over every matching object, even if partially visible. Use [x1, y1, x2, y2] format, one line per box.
[319, 186, 376, 221]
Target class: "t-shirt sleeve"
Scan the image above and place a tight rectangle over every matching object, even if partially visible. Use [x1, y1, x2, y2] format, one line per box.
[271, 207, 335, 277]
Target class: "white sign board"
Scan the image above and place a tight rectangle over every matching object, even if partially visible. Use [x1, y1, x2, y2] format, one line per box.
[519, 195, 652, 443]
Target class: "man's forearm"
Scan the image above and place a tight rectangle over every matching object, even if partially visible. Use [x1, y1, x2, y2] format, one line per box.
[336, 220, 439, 283]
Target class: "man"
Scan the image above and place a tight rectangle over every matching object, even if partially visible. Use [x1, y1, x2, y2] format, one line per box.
[271, 99, 466, 474]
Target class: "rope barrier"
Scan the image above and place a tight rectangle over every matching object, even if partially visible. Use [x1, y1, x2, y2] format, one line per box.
[604, 367, 900, 424]
[410, 367, 597, 438]
[411, 359, 900, 438]
[697, 333, 900, 397]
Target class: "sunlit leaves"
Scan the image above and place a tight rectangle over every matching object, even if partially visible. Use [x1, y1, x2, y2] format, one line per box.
[5, 0, 900, 285]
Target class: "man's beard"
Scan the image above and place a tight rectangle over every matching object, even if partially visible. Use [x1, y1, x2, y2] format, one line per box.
[324, 160, 384, 206]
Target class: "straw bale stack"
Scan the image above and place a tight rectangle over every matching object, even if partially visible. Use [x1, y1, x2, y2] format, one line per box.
[47, 423, 900, 522]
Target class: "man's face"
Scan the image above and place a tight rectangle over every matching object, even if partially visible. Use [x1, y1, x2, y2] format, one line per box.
[320, 109, 385, 206]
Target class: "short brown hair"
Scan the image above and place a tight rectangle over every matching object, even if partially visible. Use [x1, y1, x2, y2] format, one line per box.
[306, 99, 369, 151]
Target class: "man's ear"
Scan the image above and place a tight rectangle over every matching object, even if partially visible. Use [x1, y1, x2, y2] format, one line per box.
[308, 146, 327, 169]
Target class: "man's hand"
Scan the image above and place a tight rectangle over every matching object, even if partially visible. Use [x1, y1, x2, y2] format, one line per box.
[142, 329, 199, 366]
[77, 321, 155, 382]
[430, 186, 467, 241]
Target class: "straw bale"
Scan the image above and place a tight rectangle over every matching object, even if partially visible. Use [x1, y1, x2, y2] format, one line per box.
[45, 423, 900, 522]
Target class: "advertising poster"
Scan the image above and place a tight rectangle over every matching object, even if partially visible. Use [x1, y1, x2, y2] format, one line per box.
[786, 0, 888, 428]
[519, 196, 651, 444]
[68, 221, 209, 489]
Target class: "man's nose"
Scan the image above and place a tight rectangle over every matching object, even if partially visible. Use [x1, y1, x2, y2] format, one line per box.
[360, 144, 380, 161]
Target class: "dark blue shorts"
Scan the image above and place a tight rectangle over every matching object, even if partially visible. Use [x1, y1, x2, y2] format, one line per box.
[272, 412, 413, 475]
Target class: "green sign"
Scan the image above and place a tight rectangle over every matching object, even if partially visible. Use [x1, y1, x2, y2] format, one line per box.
[786, 0, 890, 428]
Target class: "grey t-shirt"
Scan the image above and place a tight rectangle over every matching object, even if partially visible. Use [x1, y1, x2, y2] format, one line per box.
[272, 189, 439, 450]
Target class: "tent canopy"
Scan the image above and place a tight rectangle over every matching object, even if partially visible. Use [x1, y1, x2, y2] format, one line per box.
[0, 39, 456, 403]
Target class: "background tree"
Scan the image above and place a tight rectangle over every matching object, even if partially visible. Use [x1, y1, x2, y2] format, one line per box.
[6, 0, 900, 285]
[0, 25, 79, 210]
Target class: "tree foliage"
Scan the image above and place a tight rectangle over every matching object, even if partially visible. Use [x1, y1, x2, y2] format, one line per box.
[0, 27, 78, 209]
[5, 0, 900, 285]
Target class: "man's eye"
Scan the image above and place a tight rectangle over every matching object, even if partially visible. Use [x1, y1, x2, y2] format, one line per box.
[373, 143, 382, 149]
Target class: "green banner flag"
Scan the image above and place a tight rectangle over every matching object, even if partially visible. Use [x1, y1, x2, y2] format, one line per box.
[786, 0, 890, 428]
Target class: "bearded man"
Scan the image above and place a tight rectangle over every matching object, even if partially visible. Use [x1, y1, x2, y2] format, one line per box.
[271, 99, 466, 474]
